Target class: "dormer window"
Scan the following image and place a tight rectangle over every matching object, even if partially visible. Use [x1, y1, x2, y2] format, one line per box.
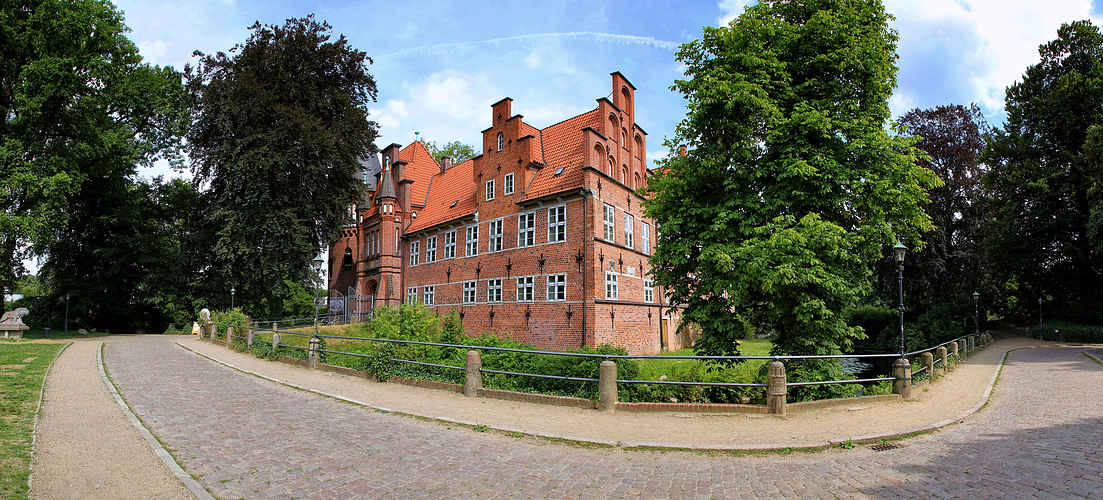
[497, 132, 503, 151]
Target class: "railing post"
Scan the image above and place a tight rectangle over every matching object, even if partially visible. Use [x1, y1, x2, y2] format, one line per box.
[922, 352, 934, 380]
[936, 346, 948, 371]
[970, 335, 976, 352]
[986, 333, 994, 345]
[464, 350, 482, 397]
[598, 360, 617, 412]
[272, 332, 281, 354]
[247, 328, 254, 347]
[767, 360, 787, 416]
[226, 326, 234, 343]
[961, 337, 969, 357]
[950, 341, 959, 358]
[308, 336, 320, 368]
[893, 357, 912, 399]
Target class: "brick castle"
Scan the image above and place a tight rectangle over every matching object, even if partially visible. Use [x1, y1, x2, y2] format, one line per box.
[327, 72, 688, 354]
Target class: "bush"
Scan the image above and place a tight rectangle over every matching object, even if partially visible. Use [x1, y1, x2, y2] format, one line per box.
[1042, 320, 1103, 343]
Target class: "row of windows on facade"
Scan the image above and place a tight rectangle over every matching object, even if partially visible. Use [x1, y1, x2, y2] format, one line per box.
[407, 274, 655, 305]
[393, 204, 650, 266]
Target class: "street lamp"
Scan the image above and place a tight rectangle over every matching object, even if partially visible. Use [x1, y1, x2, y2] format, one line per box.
[1038, 297, 1044, 340]
[65, 293, 70, 335]
[311, 256, 324, 334]
[893, 240, 908, 360]
[230, 287, 235, 310]
[973, 291, 980, 334]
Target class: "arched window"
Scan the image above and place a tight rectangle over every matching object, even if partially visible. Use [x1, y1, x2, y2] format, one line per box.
[634, 135, 643, 159]
[621, 87, 631, 111]
[634, 172, 642, 190]
[343, 248, 353, 269]
[497, 132, 503, 151]
[607, 156, 615, 176]
[622, 128, 628, 149]
[622, 166, 628, 185]
[608, 114, 618, 137]
[593, 144, 605, 166]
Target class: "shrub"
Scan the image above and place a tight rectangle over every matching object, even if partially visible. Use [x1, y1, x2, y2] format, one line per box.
[1042, 320, 1103, 343]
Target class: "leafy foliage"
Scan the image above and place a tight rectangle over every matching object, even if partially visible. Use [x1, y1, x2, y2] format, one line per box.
[892, 104, 991, 312]
[424, 140, 476, 164]
[0, 0, 187, 291]
[644, 0, 939, 360]
[984, 20, 1103, 322]
[184, 15, 379, 318]
[1039, 320, 1103, 343]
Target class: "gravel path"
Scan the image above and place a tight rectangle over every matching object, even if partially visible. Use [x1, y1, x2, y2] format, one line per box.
[30, 334, 1103, 498]
[29, 340, 193, 499]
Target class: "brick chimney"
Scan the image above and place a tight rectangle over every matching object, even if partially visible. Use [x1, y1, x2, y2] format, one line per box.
[440, 156, 452, 174]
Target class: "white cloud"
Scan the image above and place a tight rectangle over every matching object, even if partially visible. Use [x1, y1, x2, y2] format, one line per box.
[136, 39, 170, 64]
[717, 0, 755, 26]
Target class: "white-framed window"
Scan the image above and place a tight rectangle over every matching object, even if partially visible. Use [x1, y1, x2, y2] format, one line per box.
[423, 285, 435, 305]
[463, 281, 477, 304]
[465, 225, 479, 256]
[486, 179, 495, 201]
[407, 287, 418, 304]
[516, 276, 534, 302]
[547, 274, 566, 301]
[444, 230, 456, 259]
[518, 212, 535, 247]
[624, 213, 634, 248]
[504, 173, 514, 195]
[642, 223, 651, 255]
[497, 132, 503, 151]
[603, 204, 615, 241]
[605, 272, 618, 300]
[489, 220, 503, 252]
[548, 205, 565, 243]
[488, 278, 502, 302]
[410, 240, 420, 266]
[426, 236, 437, 263]
[644, 280, 654, 303]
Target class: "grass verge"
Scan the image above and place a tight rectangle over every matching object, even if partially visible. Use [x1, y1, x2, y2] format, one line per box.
[0, 342, 66, 499]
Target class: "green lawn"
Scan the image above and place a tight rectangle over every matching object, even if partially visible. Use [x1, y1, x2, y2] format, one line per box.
[0, 342, 66, 500]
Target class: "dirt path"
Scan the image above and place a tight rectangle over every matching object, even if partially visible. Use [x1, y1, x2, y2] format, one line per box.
[29, 340, 194, 500]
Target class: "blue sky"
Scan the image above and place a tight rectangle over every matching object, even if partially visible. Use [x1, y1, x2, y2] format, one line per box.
[112, 0, 1103, 179]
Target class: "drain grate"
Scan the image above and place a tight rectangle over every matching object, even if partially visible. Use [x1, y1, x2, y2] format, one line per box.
[869, 443, 900, 452]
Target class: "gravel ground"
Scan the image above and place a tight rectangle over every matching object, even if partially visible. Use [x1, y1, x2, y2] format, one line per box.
[29, 340, 193, 500]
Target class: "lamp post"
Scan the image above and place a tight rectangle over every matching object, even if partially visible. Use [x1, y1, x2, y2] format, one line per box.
[893, 240, 908, 359]
[230, 287, 235, 310]
[973, 291, 980, 334]
[65, 293, 70, 335]
[311, 256, 324, 335]
[1038, 297, 1044, 340]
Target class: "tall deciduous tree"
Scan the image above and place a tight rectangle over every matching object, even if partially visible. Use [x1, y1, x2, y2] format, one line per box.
[644, 0, 939, 360]
[185, 16, 379, 316]
[894, 104, 990, 310]
[425, 140, 476, 164]
[0, 0, 186, 289]
[984, 20, 1103, 322]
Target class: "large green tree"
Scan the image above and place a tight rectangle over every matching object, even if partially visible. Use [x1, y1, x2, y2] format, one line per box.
[185, 16, 379, 316]
[0, 0, 186, 290]
[644, 0, 939, 359]
[984, 20, 1103, 323]
[425, 139, 476, 164]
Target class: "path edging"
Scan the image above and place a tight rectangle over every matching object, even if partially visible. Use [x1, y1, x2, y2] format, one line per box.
[177, 340, 1021, 452]
[98, 342, 215, 500]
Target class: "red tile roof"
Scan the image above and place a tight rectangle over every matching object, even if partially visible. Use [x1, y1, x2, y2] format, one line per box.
[520, 109, 600, 201]
[406, 158, 477, 234]
[398, 141, 440, 207]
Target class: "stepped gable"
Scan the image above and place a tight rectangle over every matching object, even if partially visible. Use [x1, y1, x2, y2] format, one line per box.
[406, 158, 477, 234]
[520, 109, 600, 202]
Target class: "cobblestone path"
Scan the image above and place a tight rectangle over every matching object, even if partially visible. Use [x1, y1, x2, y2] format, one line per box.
[104, 337, 1103, 499]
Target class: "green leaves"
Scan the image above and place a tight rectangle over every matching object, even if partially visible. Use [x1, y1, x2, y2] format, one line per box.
[646, 0, 934, 358]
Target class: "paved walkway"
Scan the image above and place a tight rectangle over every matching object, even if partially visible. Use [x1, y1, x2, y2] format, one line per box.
[33, 334, 1103, 498]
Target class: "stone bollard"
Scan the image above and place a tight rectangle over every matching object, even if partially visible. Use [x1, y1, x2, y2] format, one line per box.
[987, 333, 994, 345]
[272, 332, 281, 353]
[922, 352, 934, 380]
[598, 360, 617, 412]
[961, 338, 969, 357]
[247, 328, 254, 347]
[893, 358, 912, 399]
[950, 341, 958, 359]
[936, 346, 948, 371]
[464, 350, 482, 397]
[970, 335, 976, 352]
[766, 360, 787, 416]
[308, 336, 320, 368]
[226, 326, 234, 343]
